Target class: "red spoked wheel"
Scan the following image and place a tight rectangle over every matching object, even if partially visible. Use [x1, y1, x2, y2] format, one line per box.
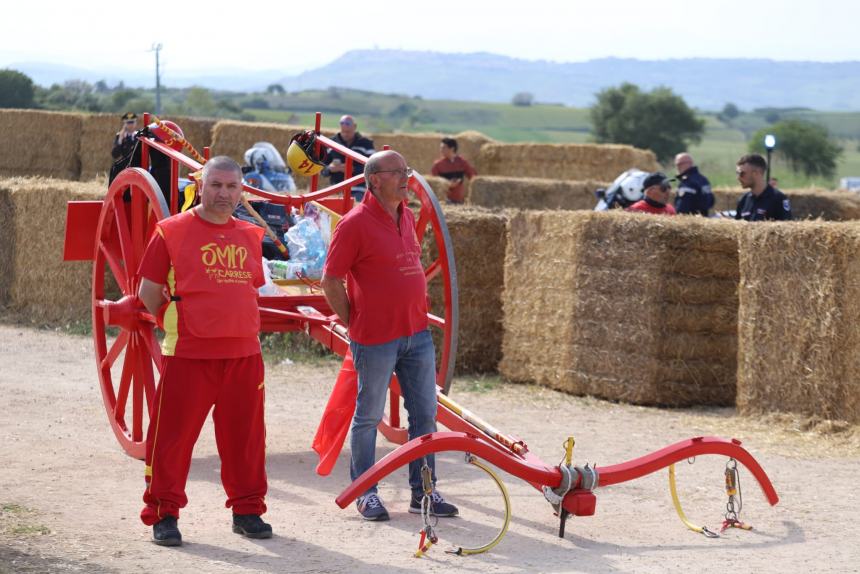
[91, 168, 169, 459]
[378, 172, 459, 444]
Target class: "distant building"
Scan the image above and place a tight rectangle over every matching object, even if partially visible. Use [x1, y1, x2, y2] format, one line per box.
[839, 177, 860, 191]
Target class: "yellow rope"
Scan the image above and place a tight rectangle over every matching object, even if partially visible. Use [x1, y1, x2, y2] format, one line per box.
[446, 455, 512, 556]
[668, 464, 719, 538]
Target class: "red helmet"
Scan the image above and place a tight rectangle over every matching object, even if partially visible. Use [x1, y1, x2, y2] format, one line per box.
[148, 120, 185, 151]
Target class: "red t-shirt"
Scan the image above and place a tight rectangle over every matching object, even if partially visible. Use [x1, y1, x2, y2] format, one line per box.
[626, 200, 677, 215]
[138, 211, 264, 359]
[323, 191, 428, 345]
[431, 155, 477, 203]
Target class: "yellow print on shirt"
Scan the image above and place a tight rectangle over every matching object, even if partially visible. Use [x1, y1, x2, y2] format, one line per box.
[200, 242, 252, 283]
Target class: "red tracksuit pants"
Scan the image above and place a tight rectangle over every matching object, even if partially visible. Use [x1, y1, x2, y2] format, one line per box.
[140, 354, 267, 525]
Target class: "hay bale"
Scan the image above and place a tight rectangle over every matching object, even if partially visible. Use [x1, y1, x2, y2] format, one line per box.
[476, 142, 659, 181]
[374, 130, 493, 177]
[78, 113, 119, 181]
[421, 175, 450, 202]
[713, 187, 860, 221]
[737, 222, 860, 422]
[0, 109, 81, 180]
[78, 114, 218, 181]
[426, 206, 508, 373]
[0, 177, 105, 324]
[468, 176, 608, 210]
[0, 184, 14, 306]
[500, 210, 741, 407]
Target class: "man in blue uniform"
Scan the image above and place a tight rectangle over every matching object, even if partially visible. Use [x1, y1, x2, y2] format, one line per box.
[734, 154, 792, 221]
[674, 153, 713, 216]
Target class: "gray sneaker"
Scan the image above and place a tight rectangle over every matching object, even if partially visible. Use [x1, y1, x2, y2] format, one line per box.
[409, 490, 459, 517]
[357, 493, 390, 521]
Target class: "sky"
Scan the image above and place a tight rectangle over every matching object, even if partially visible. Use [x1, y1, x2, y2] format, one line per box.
[2, 0, 858, 78]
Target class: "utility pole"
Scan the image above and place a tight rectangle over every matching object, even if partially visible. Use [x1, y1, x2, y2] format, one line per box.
[150, 43, 163, 115]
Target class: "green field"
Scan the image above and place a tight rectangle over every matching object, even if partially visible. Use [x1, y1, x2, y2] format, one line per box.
[239, 89, 860, 189]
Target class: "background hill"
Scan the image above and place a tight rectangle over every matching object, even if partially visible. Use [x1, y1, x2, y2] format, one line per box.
[278, 50, 860, 111]
[12, 49, 860, 111]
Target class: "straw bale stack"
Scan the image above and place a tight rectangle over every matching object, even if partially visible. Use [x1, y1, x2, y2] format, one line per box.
[0, 177, 105, 325]
[712, 187, 860, 221]
[500, 210, 742, 406]
[374, 130, 493, 176]
[0, 109, 81, 180]
[468, 176, 608, 210]
[476, 142, 659, 182]
[425, 206, 508, 373]
[421, 176, 450, 202]
[737, 222, 860, 422]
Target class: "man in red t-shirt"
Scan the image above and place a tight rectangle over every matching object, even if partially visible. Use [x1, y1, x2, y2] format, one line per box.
[431, 137, 477, 204]
[626, 172, 677, 216]
[136, 156, 272, 546]
[321, 150, 459, 522]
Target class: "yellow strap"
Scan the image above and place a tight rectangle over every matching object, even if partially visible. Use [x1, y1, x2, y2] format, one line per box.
[446, 456, 512, 556]
[668, 464, 719, 538]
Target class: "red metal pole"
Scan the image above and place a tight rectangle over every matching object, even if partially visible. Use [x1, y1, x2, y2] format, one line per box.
[311, 112, 322, 194]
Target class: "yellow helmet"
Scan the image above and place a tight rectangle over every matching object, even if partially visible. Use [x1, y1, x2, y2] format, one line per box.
[287, 130, 326, 176]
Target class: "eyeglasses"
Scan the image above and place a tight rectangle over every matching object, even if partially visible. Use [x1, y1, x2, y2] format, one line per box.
[340, 121, 354, 127]
[373, 168, 413, 178]
[124, 120, 136, 125]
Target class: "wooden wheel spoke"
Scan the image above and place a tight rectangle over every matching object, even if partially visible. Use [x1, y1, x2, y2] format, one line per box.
[131, 188, 147, 266]
[132, 336, 147, 442]
[415, 209, 431, 243]
[425, 258, 442, 282]
[100, 235, 129, 294]
[112, 195, 137, 284]
[101, 331, 130, 371]
[113, 338, 135, 424]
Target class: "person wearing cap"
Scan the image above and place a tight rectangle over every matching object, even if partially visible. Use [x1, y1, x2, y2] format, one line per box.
[323, 115, 375, 201]
[431, 137, 478, 204]
[626, 172, 677, 215]
[673, 153, 714, 216]
[734, 154, 791, 221]
[111, 112, 138, 161]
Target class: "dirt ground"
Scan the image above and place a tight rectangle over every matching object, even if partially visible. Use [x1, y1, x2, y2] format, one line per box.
[1, 323, 859, 574]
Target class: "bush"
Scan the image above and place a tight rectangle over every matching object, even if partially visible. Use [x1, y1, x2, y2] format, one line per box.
[590, 83, 704, 163]
[749, 119, 842, 179]
[0, 69, 36, 109]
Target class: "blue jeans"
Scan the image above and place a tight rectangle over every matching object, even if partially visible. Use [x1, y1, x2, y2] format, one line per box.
[349, 329, 438, 496]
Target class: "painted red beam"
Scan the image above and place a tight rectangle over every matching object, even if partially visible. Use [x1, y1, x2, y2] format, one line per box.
[597, 436, 779, 505]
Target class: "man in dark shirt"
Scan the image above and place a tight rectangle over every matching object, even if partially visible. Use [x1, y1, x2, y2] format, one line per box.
[734, 154, 792, 221]
[674, 153, 713, 216]
[323, 115, 375, 201]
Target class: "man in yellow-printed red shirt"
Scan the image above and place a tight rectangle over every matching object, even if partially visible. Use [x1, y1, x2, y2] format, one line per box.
[136, 156, 272, 546]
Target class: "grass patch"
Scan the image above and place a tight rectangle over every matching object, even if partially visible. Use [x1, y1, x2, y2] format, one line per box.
[0, 502, 50, 537]
[260, 331, 339, 366]
[453, 374, 504, 394]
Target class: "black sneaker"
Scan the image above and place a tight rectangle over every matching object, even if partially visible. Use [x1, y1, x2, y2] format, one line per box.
[152, 515, 182, 546]
[356, 493, 390, 521]
[232, 514, 273, 539]
[409, 491, 459, 517]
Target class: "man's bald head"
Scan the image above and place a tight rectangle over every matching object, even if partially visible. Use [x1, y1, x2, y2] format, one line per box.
[674, 153, 694, 174]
